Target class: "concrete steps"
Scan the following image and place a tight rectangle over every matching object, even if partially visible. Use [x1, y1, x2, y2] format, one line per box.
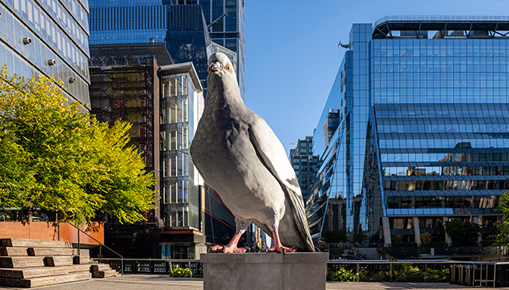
[90, 264, 118, 278]
[28, 247, 74, 256]
[1, 239, 72, 248]
[0, 246, 28, 256]
[43, 256, 74, 267]
[0, 272, 91, 288]
[0, 257, 45, 268]
[0, 264, 92, 279]
[0, 238, 118, 288]
[92, 269, 117, 278]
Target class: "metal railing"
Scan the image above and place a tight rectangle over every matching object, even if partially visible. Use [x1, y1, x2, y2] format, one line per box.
[93, 258, 202, 277]
[66, 223, 124, 276]
[91, 258, 509, 287]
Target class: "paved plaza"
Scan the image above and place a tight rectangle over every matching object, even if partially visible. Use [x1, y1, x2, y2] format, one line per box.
[1, 275, 509, 290]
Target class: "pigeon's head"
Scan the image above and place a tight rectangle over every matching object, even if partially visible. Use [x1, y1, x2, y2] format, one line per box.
[207, 52, 236, 80]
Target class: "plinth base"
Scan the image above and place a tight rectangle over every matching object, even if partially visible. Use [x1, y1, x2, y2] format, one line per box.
[201, 252, 328, 290]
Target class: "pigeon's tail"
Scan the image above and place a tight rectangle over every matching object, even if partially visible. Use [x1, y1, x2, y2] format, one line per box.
[279, 187, 315, 252]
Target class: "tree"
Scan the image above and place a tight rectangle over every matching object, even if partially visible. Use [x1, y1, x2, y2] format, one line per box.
[0, 66, 157, 224]
[495, 192, 509, 246]
[444, 218, 480, 246]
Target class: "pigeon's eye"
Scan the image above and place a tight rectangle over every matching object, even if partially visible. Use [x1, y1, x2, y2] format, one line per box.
[207, 66, 211, 73]
[225, 64, 231, 72]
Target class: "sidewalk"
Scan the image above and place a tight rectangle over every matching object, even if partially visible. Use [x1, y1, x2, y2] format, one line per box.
[1, 275, 509, 290]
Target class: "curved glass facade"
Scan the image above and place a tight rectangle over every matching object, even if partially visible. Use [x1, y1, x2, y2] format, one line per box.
[311, 17, 509, 247]
[0, 0, 90, 106]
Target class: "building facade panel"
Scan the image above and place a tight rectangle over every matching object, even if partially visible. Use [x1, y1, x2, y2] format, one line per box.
[0, 0, 90, 106]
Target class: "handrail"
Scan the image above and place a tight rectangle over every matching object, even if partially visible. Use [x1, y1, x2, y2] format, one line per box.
[65, 222, 124, 276]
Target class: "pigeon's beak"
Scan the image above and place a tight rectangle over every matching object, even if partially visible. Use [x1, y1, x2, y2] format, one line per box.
[209, 62, 221, 73]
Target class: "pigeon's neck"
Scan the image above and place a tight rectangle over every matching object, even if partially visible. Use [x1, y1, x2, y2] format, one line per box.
[207, 80, 244, 111]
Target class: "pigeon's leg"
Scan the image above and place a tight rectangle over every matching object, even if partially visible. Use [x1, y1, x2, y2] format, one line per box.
[268, 226, 296, 253]
[210, 218, 250, 253]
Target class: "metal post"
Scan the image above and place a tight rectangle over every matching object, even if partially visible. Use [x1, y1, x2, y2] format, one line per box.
[493, 264, 496, 288]
[77, 228, 80, 256]
[390, 263, 393, 281]
[356, 263, 360, 282]
[472, 264, 474, 286]
[479, 264, 482, 287]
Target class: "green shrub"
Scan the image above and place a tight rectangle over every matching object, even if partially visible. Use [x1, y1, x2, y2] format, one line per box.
[358, 269, 370, 281]
[392, 264, 425, 282]
[426, 268, 449, 282]
[170, 265, 191, 278]
[328, 268, 357, 282]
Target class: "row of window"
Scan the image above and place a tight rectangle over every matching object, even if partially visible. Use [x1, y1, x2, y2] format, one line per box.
[387, 196, 499, 209]
[163, 205, 189, 228]
[384, 179, 509, 191]
[381, 152, 509, 163]
[0, 3, 89, 79]
[89, 6, 166, 31]
[383, 166, 509, 177]
[374, 94, 509, 105]
[375, 73, 509, 85]
[88, 29, 166, 45]
[372, 38, 509, 55]
[0, 42, 89, 106]
[390, 216, 500, 230]
[3, 0, 89, 54]
[377, 123, 509, 134]
[376, 112, 508, 121]
[379, 138, 509, 150]
[161, 178, 189, 204]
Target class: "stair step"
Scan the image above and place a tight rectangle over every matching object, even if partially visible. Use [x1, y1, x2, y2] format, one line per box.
[91, 264, 111, 271]
[1, 238, 72, 249]
[73, 256, 93, 265]
[53, 272, 91, 284]
[0, 264, 92, 279]
[92, 269, 117, 278]
[44, 256, 73, 267]
[72, 248, 91, 257]
[0, 271, 91, 288]
[0, 247, 28, 256]
[0, 257, 45, 268]
[28, 247, 73, 256]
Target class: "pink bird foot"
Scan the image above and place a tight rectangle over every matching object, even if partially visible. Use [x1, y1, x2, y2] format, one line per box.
[268, 245, 296, 253]
[210, 244, 246, 253]
[268, 230, 296, 253]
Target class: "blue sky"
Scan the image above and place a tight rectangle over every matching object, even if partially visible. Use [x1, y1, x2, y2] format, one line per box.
[243, 0, 509, 154]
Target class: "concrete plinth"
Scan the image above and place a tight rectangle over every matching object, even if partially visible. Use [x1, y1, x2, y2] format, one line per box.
[201, 252, 329, 290]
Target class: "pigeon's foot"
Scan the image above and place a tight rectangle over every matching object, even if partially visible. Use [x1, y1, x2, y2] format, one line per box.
[268, 230, 297, 253]
[268, 245, 296, 253]
[210, 244, 246, 253]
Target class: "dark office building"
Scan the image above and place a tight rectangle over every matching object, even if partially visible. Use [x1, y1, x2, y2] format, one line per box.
[289, 136, 319, 201]
[88, 43, 172, 258]
[309, 16, 509, 251]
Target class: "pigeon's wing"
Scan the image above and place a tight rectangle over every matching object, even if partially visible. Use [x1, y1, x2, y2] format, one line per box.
[248, 114, 315, 252]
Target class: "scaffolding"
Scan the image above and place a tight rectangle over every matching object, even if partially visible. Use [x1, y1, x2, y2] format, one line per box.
[89, 55, 158, 174]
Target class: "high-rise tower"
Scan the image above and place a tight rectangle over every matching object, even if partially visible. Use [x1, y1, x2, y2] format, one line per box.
[310, 17, 509, 253]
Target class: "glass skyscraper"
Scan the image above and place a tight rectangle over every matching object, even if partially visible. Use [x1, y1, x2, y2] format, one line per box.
[0, 0, 90, 106]
[310, 16, 509, 249]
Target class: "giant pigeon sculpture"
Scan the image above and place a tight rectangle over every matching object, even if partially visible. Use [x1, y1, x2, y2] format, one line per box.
[190, 52, 314, 253]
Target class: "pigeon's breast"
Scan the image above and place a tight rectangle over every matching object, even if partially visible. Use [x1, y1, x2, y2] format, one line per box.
[190, 111, 285, 220]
